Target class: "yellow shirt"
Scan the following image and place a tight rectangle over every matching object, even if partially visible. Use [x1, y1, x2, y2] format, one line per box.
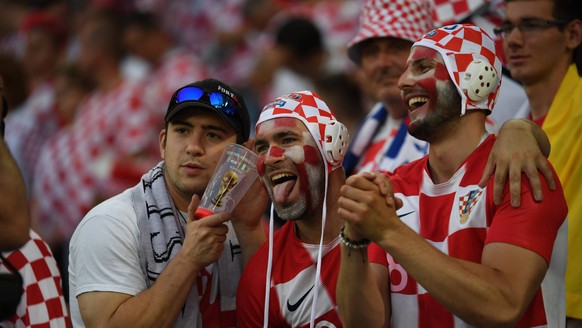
[543, 64, 582, 318]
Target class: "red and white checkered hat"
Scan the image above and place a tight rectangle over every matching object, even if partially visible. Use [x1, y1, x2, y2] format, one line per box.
[347, 0, 434, 64]
[414, 23, 502, 115]
[430, 0, 487, 27]
[256, 91, 343, 172]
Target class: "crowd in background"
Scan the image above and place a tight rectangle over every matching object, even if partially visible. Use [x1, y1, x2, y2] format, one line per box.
[0, 0, 369, 250]
[1, 0, 581, 326]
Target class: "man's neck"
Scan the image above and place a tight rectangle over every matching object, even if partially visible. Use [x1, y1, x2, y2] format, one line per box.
[523, 61, 571, 120]
[294, 170, 345, 244]
[427, 113, 486, 184]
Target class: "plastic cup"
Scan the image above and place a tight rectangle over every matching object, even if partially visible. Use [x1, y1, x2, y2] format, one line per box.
[194, 143, 258, 219]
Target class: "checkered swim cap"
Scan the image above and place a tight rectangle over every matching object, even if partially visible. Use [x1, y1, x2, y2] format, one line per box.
[256, 91, 347, 172]
[347, 0, 434, 64]
[414, 23, 502, 115]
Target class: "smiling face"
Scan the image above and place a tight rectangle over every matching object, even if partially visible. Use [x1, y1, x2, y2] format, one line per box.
[502, 0, 575, 86]
[398, 46, 462, 142]
[160, 108, 238, 210]
[359, 37, 413, 119]
[254, 117, 325, 221]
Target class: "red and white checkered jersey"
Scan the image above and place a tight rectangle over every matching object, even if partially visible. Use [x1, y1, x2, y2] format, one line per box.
[31, 80, 158, 243]
[237, 222, 342, 328]
[0, 230, 71, 328]
[369, 135, 568, 327]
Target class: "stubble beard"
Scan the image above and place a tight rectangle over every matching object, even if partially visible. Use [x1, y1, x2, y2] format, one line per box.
[408, 81, 462, 143]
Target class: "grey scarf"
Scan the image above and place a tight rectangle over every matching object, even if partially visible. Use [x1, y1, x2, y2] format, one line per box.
[131, 162, 242, 327]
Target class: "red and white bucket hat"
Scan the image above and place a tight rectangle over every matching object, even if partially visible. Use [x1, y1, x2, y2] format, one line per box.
[347, 0, 434, 64]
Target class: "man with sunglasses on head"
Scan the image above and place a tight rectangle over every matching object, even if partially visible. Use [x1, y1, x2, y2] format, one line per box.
[496, 0, 582, 324]
[68, 79, 268, 327]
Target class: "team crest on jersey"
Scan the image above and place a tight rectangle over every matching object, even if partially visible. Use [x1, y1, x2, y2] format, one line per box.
[458, 189, 483, 224]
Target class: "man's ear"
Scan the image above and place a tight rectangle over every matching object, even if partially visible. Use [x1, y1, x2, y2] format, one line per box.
[566, 19, 582, 50]
[159, 129, 167, 158]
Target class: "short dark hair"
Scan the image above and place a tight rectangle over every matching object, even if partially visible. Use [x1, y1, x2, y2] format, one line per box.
[275, 16, 324, 60]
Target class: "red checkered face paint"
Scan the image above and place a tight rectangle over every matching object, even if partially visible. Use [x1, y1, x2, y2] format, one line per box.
[400, 46, 463, 141]
[255, 118, 325, 220]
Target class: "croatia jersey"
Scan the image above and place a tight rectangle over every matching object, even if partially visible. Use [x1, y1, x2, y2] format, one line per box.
[237, 221, 342, 328]
[369, 135, 568, 327]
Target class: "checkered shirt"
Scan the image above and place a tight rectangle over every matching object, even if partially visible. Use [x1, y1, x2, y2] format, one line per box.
[369, 136, 567, 327]
[414, 24, 502, 115]
[31, 80, 158, 244]
[0, 230, 70, 328]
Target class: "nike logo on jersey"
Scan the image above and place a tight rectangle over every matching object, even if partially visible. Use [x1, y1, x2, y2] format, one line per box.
[286, 285, 314, 312]
[398, 210, 415, 218]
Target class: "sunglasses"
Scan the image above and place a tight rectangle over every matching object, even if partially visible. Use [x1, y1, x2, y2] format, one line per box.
[173, 86, 241, 117]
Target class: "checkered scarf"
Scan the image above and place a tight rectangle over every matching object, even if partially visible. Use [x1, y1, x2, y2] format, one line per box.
[132, 162, 241, 327]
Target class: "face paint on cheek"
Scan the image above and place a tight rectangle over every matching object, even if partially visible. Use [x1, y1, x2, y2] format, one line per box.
[282, 145, 305, 164]
[257, 155, 266, 176]
[303, 145, 320, 166]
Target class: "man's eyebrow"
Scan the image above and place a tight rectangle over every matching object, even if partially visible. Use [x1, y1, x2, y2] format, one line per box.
[171, 120, 230, 133]
[255, 130, 301, 145]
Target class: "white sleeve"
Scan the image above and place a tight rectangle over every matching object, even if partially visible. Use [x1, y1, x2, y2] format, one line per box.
[69, 193, 146, 297]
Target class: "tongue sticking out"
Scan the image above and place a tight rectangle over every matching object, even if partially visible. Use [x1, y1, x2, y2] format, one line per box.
[273, 180, 296, 204]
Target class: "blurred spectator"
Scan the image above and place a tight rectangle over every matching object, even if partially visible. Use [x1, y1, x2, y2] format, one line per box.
[31, 9, 158, 271]
[20, 10, 67, 91]
[122, 11, 209, 128]
[0, 0, 28, 56]
[4, 11, 73, 191]
[5, 64, 94, 191]
[314, 72, 367, 134]
[250, 16, 328, 105]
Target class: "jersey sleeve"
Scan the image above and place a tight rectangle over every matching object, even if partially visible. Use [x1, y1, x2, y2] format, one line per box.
[486, 170, 568, 264]
[69, 198, 146, 297]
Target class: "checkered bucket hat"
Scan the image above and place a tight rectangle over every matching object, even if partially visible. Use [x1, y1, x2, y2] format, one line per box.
[414, 23, 502, 115]
[347, 0, 434, 63]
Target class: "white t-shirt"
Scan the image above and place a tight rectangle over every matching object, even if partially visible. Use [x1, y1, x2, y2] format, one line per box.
[68, 188, 144, 327]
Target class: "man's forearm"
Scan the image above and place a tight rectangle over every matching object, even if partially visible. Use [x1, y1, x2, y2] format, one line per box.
[337, 227, 388, 327]
[80, 250, 200, 328]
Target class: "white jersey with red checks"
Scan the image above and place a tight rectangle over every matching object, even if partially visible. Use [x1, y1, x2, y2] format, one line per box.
[32, 80, 157, 243]
[1, 230, 70, 328]
[369, 135, 568, 327]
[237, 221, 342, 328]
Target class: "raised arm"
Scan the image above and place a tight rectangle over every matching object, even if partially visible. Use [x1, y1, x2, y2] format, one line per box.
[479, 119, 555, 207]
[77, 196, 231, 328]
[339, 173, 561, 327]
